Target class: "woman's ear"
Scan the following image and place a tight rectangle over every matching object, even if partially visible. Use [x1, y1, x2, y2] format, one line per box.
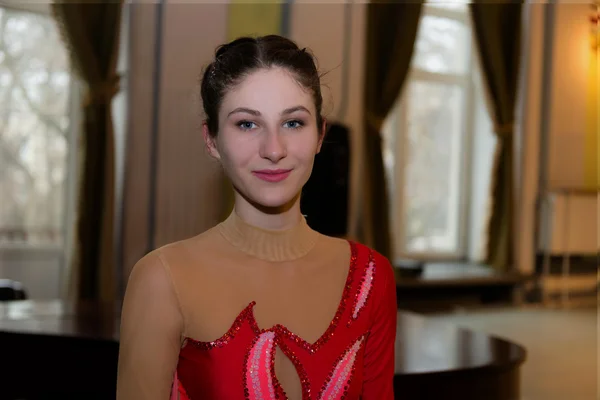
[316, 117, 327, 154]
[202, 122, 221, 160]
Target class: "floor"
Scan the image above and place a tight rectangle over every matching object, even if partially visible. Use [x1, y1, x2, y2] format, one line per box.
[428, 303, 598, 400]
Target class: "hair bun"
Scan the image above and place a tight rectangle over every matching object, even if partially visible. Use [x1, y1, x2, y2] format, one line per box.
[215, 37, 256, 59]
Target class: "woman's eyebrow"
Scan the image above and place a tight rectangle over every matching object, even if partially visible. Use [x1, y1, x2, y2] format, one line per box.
[281, 106, 311, 116]
[227, 107, 261, 117]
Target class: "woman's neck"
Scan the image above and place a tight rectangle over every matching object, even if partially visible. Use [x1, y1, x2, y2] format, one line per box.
[218, 193, 318, 262]
[232, 192, 304, 231]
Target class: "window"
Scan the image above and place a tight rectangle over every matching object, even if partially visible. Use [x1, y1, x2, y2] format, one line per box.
[383, 1, 491, 260]
[0, 1, 78, 250]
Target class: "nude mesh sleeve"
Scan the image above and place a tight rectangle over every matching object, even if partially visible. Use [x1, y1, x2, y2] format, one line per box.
[116, 250, 184, 400]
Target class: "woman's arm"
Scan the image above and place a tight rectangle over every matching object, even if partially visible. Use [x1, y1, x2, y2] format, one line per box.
[361, 252, 398, 399]
[116, 250, 184, 399]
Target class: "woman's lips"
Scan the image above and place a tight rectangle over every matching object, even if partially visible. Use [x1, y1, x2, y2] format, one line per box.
[252, 169, 292, 182]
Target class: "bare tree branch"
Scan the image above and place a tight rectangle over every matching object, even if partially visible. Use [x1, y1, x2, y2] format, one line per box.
[0, 138, 35, 183]
[0, 51, 35, 185]
[12, 79, 67, 138]
[0, 7, 69, 235]
[0, 14, 68, 139]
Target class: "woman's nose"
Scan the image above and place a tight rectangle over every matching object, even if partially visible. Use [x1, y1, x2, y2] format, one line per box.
[259, 129, 287, 163]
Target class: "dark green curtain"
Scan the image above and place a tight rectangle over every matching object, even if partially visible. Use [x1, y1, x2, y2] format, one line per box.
[469, 1, 523, 272]
[51, 1, 124, 301]
[362, 1, 423, 259]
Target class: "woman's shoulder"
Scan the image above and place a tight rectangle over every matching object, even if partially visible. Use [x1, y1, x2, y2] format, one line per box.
[124, 224, 229, 315]
[356, 242, 393, 268]
[128, 223, 225, 281]
[318, 235, 392, 264]
[315, 235, 396, 285]
[156, 224, 223, 256]
[342, 240, 396, 286]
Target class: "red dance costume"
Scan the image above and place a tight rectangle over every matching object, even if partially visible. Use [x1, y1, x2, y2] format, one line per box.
[171, 242, 396, 400]
[117, 211, 397, 400]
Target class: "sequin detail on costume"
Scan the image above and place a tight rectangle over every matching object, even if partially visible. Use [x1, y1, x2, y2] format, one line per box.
[170, 371, 191, 400]
[265, 242, 359, 355]
[277, 336, 312, 400]
[352, 254, 375, 319]
[348, 252, 375, 326]
[318, 336, 365, 400]
[244, 331, 277, 400]
[184, 302, 256, 351]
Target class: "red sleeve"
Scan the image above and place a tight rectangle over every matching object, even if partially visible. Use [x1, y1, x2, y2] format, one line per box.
[361, 251, 397, 399]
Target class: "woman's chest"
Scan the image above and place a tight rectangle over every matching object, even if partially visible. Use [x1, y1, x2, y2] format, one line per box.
[172, 241, 379, 399]
[176, 313, 369, 400]
[184, 256, 351, 346]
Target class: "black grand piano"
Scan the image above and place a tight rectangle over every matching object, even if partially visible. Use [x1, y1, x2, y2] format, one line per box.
[0, 300, 526, 400]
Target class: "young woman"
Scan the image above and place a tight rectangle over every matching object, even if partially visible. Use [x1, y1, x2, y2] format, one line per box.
[116, 35, 397, 400]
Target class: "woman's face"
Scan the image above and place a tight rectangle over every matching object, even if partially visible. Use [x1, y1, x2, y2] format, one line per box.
[204, 67, 324, 210]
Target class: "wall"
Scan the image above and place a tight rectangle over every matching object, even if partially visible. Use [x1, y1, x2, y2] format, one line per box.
[121, 2, 159, 283]
[516, 2, 546, 275]
[112, 2, 130, 297]
[543, 3, 597, 256]
[547, 3, 596, 190]
[518, 3, 598, 275]
[121, 2, 366, 281]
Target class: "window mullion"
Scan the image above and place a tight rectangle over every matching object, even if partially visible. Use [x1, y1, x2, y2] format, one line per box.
[0, 2, 51, 15]
[423, 5, 470, 24]
[410, 69, 468, 87]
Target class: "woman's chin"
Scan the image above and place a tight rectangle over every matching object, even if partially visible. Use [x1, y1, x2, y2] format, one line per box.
[248, 191, 299, 212]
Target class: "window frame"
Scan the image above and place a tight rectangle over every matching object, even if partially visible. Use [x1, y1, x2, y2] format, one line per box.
[0, 0, 51, 15]
[0, 0, 81, 257]
[389, 3, 478, 262]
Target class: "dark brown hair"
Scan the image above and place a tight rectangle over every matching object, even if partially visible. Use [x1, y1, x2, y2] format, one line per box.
[200, 35, 324, 136]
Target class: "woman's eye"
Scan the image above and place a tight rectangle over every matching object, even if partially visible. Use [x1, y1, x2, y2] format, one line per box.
[285, 120, 304, 129]
[238, 121, 257, 130]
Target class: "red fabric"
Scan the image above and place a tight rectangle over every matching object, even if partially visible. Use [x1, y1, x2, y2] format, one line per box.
[173, 242, 397, 400]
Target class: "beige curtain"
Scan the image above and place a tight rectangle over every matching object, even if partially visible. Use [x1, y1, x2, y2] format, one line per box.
[51, 1, 124, 301]
[469, 1, 523, 272]
[362, 1, 423, 259]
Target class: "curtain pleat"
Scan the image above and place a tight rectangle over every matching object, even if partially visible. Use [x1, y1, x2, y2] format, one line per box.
[51, 1, 124, 301]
